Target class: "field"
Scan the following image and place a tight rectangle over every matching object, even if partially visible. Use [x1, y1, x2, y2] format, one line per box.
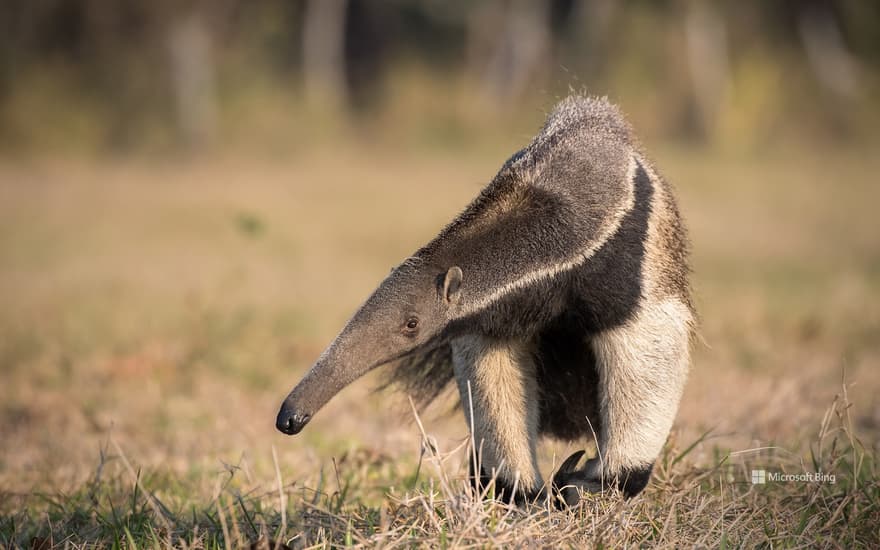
[1, 139, 878, 547]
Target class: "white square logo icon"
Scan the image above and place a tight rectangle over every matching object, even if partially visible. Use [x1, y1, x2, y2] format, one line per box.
[751, 469, 766, 484]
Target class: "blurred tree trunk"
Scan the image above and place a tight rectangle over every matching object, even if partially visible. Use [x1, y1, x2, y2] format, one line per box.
[684, 2, 730, 141]
[344, 0, 391, 113]
[167, 10, 218, 149]
[797, 2, 861, 101]
[567, 0, 617, 79]
[302, 0, 349, 110]
[467, 0, 553, 105]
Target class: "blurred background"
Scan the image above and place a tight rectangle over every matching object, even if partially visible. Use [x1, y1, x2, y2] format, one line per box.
[2, 0, 879, 152]
[1, 0, 878, 500]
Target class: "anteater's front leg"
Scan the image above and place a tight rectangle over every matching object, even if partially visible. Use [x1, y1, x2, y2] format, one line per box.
[553, 299, 692, 505]
[451, 335, 543, 504]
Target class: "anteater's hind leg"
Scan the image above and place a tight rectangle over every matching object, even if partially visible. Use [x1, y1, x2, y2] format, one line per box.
[451, 335, 543, 504]
[552, 299, 691, 505]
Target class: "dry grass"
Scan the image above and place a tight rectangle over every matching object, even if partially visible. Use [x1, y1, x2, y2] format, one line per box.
[0, 141, 878, 548]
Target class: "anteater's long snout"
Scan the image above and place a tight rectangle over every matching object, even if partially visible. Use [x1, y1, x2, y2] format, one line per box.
[274, 356, 342, 436]
[275, 319, 381, 437]
[276, 401, 311, 435]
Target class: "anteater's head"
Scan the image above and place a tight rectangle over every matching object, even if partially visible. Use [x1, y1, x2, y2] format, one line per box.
[276, 261, 462, 435]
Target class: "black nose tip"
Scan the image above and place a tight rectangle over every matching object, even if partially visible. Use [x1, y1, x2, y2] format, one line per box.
[276, 408, 311, 435]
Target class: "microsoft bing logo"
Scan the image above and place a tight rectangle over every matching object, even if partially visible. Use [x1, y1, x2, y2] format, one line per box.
[748, 468, 835, 484]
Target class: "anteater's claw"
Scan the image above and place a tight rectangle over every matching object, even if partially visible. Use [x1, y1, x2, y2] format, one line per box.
[557, 450, 586, 475]
[553, 451, 606, 508]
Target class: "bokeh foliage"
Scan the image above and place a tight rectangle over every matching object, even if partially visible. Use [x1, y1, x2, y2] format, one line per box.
[1, 1, 879, 153]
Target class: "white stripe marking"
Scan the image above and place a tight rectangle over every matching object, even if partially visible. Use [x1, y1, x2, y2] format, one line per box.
[453, 154, 641, 318]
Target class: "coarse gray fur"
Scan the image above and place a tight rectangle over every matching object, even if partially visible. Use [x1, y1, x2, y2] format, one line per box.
[276, 95, 694, 506]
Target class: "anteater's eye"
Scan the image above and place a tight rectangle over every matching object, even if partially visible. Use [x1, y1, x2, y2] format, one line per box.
[404, 317, 419, 332]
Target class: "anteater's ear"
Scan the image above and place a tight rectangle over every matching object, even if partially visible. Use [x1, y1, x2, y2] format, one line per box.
[442, 266, 463, 304]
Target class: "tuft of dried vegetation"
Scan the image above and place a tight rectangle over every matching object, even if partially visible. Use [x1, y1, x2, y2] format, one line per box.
[1, 386, 877, 548]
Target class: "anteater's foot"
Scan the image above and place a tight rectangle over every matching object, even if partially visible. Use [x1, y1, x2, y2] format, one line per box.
[551, 450, 604, 507]
[551, 450, 654, 508]
[465, 451, 654, 508]
[468, 460, 544, 505]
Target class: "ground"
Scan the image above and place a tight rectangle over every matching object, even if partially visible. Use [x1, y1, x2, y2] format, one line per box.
[0, 142, 878, 547]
